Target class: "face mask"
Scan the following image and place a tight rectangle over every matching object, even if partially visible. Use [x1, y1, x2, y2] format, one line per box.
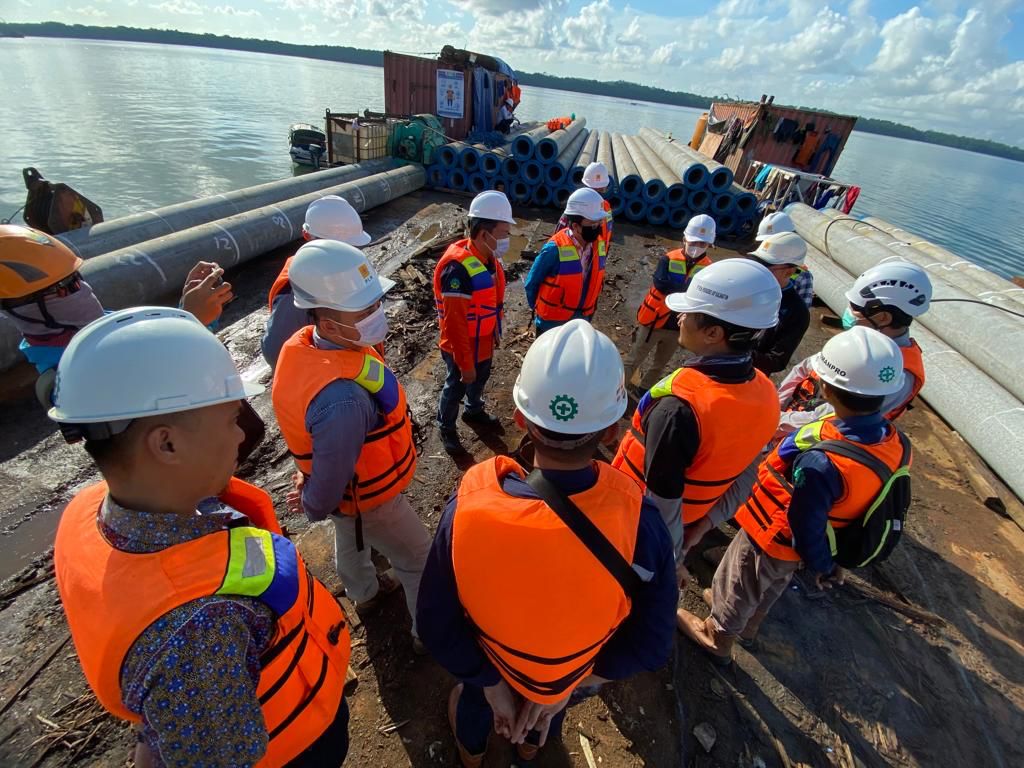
[841, 307, 859, 330]
[492, 236, 511, 258]
[684, 243, 708, 259]
[332, 306, 389, 346]
[580, 224, 602, 243]
[1, 279, 104, 338]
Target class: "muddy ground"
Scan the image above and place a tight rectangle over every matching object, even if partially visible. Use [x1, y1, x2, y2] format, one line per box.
[0, 189, 1021, 768]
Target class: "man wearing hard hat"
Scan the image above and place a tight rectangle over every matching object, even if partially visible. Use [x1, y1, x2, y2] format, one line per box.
[525, 187, 609, 335]
[613, 259, 783, 559]
[432, 190, 515, 456]
[262, 195, 372, 368]
[624, 213, 716, 393]
[747, 230, 811, 374]
[272, 240, 431, 653]
[417, 320, 678, 767]
[557, 161, 614, 255]
[680, 327, 913, 663]
[756, 211, 814, 308]
[50, 308, 353, 766]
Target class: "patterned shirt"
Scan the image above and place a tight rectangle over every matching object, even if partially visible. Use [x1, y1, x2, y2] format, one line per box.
[101, 496, 276, 768]
[791, 268, 815, 308]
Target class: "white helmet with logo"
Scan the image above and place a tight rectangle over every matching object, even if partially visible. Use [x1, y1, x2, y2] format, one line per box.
[49, 307, 263, 428]
[846, 260, 932, 317]
[289, 239, 395, 312]
[513, 319, 626, 435]
[756, 211, 795, 241]
[750, 231, 807, 266]
[684, 214, 716, 244]
[582, 162, 610, 190]
[303, 195, 372, 245]
[665, 258, 781, 329]
[812, 326, 905, 396]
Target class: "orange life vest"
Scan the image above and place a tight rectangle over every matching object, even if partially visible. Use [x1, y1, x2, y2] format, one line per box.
[612, 365, 779, 524]
[788, 340, 925, 421]
[272, 327, 416, 515]
[432, 239, 506, 357]
[452, 456, 642, 704]
[635, 249, 711, 328]
[735, 418, 910, 561]
[535, 229, 608, 322]
[600, 199, 613, 252]
[509, 83, 522, 107]
[53, 478, 351, 767]
[268, 256, 293, 310]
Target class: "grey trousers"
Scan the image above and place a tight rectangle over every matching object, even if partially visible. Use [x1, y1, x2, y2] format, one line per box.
[623, 324, 681, 390]
[331, 493, 431, 636]
[710, 529, 800, 636]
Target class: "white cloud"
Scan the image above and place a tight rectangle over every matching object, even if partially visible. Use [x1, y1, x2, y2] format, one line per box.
[66, 5, 109, 17]
[151, 0, 203, 15]
[214, 5, 263, 17]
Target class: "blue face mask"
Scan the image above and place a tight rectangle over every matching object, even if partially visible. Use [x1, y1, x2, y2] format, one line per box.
[841, 307, 858, 330]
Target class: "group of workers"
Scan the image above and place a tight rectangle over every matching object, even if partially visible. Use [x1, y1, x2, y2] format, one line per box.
[0, 155, 935, 766]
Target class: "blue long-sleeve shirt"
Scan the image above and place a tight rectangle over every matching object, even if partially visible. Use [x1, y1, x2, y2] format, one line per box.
[261, 289, 312, 368]
[780, 412, 890, 575]
[524, 235, 597, 334]
[417, 464, 679, 688]
[299, 331, 379, 522]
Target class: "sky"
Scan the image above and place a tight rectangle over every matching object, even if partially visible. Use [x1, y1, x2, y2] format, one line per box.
[7, 0, 1024, 146]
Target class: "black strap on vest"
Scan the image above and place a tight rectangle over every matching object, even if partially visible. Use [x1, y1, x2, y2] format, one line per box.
[524, 470, 643, 601]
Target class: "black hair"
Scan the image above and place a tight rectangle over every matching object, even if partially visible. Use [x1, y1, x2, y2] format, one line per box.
[694, 313, 762, 352]
[823, 383, 885, 414]
[863, 303, 914, 330]
[82, 433, 129, 472]
[469, 217, 501, 239]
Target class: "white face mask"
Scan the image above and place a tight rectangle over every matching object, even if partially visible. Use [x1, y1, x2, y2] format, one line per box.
[332, 305, 389, 347]
[486, 230, 510, 258]
[684, 243, 708, 258]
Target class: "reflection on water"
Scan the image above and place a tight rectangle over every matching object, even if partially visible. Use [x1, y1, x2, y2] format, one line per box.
[0, 38, 1021, 277]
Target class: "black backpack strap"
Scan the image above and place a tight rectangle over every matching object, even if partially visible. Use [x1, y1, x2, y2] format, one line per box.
[525, 470, 643, 601]
[811, 428, 912, 483]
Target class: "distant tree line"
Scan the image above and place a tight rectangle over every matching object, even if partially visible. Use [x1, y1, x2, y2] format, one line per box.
[3, 22, 1021, 163]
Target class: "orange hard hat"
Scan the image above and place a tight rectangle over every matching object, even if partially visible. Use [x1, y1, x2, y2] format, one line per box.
[0, 225, 83, 300]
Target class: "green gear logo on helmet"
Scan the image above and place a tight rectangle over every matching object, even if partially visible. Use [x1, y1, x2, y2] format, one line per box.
[549, 394, 579, 422]
[879, 366, 896, 383]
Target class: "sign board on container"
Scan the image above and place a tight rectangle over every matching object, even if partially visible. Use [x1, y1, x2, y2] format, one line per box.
[437, 69, 464, 119]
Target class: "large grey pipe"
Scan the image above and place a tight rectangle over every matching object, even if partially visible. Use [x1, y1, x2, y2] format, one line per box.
[58, 159, 402, 260]
[571, 130, 601, 185]
[611, 133, 643, 199]
[596, 131, 617, 191]
[861, 215, 1024, 304]
[637, 127, 708, 191]
[818, 209, 1024, 313]
[628, 135, 687, 207]
[805, 244, 1024, 502]
[787, 203, 1024, 403]
[0, 165, 425, 372]
[511, 124, 552, 161]
[621, 135, 667, 203]
[535, 118, 587, 165]
[547, 128, 590, 187]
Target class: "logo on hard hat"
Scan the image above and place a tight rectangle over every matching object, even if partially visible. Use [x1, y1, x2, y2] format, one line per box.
[358, 264, 371, 281]
[818, 354, 848, 378]
[878, 366, 896, 383]
[549, 394, 578, 422]
[26, 230, 53, 246]
[762, 241, 771, 249]
[696, 284, 728, 301]
[699, 227, 707, 235]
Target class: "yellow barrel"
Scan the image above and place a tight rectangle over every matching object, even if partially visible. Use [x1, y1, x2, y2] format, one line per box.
[689, 112, 708, 150]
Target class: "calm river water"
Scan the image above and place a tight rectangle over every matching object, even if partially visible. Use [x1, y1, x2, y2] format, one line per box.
[1, 38, 1022, 277]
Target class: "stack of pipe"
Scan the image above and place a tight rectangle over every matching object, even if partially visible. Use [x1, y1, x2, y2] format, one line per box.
[787, 202, 1024, 500]
[423, 118, 758, 236]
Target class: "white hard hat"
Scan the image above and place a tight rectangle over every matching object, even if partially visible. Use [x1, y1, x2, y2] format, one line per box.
[468, 190, 516, 224]
[684, 214, 716, 244]
[564, 187, 605, 221]
[750, 231, 807, 266]
[512, 319, 627, 435]
[48, 307, 263, 424]
[582, 162, 609, 190]
[665, 258, 781, 329]
[756, 211, 795, 241]
[812, 326, 905, 397]
[303, 195, 372, 246]
[289, 239, 395, 312]
[845, 260, 932, 317]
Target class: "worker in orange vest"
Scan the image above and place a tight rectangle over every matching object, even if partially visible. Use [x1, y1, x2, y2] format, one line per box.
[679, 327, 913, 663]
[432, 190, 514, 456]
[557, 162, 614, 255]
[261, 195, 372, 368]
[417, 320, 678, 767]
[49, 307, 352, 767]
[612, 259, 782, 561]
[525, 187, 608, 335]
[623, 214, 716, 393]
[272, 240, 430, 654]
[778, 260, 931, 430]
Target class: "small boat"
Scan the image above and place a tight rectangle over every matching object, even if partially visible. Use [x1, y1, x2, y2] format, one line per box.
[289, 123, 327, 168]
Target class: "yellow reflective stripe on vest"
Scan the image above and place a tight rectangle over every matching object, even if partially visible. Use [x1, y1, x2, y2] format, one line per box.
[462, 255, 487, 276]
[354, 355, 385, 395]
[217, 527, 276, 597]
[557, 245, 580, 262]
[648, 369, 681, 400]
[667, 259, 687, 275]
[793, 421, 826, 451]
